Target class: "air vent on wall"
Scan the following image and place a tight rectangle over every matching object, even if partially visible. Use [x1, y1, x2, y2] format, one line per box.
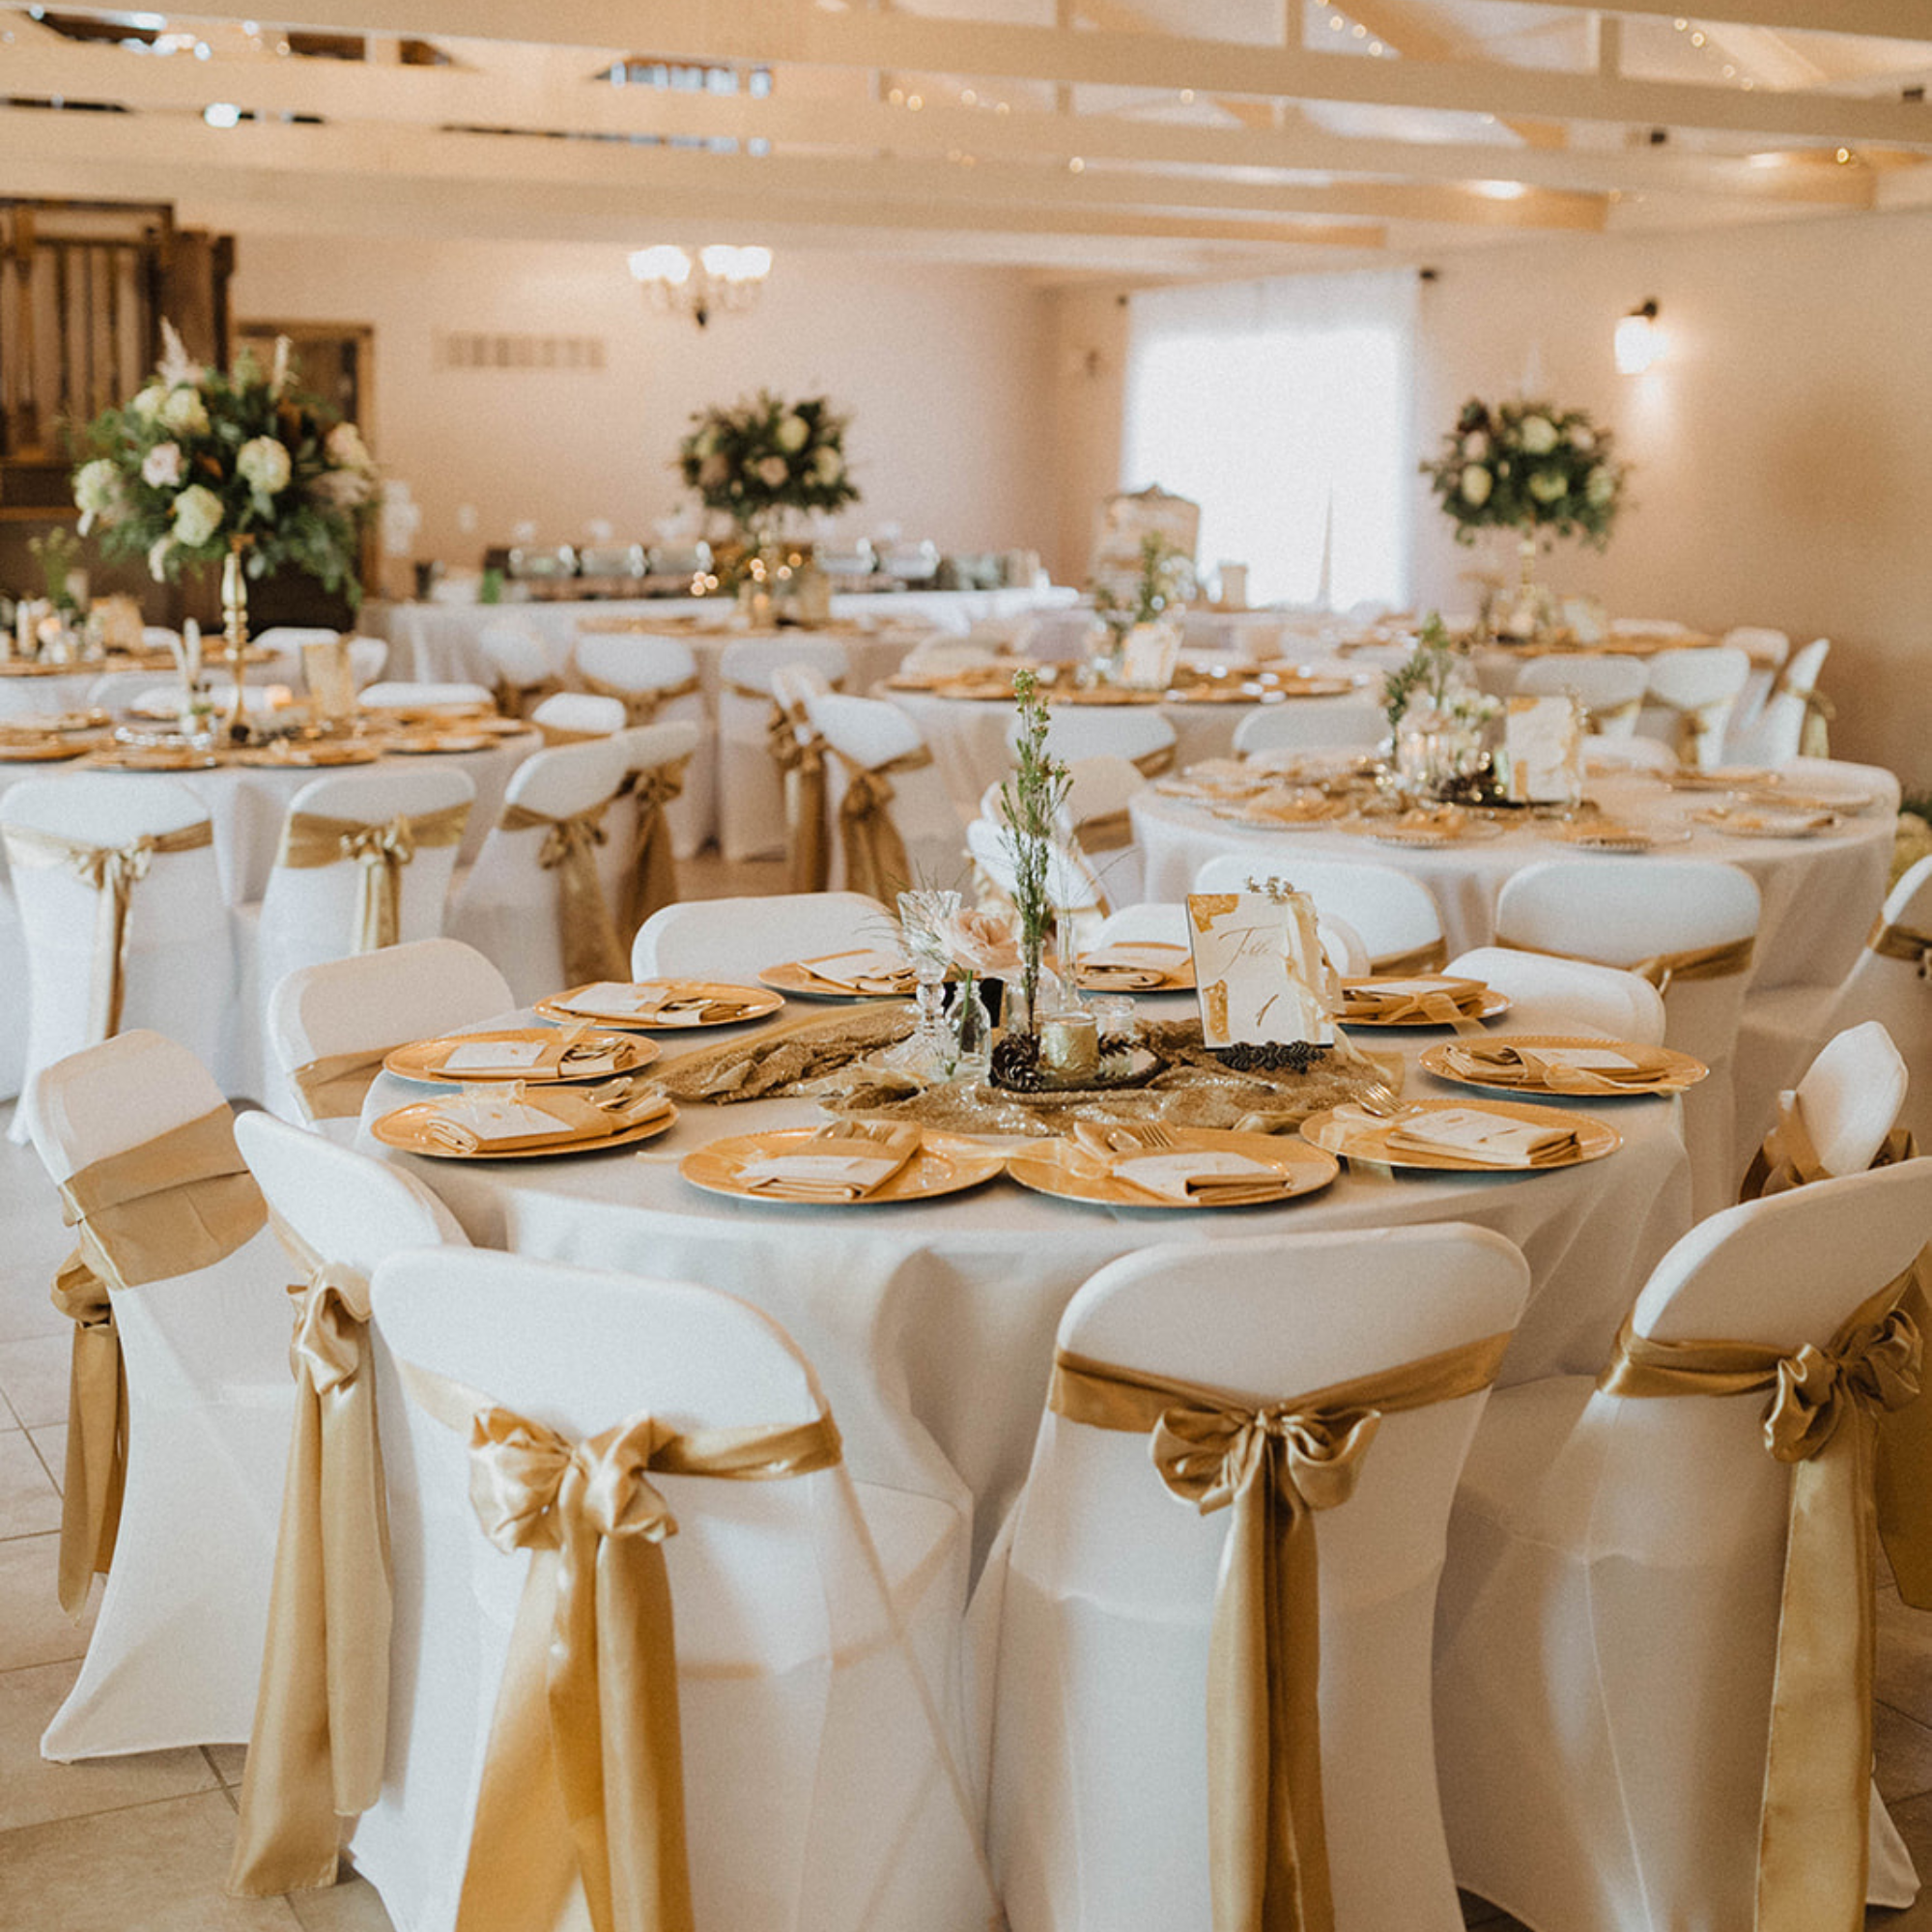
[434, 332, 607, 372]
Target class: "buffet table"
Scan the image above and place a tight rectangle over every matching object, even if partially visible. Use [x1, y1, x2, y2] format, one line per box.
[359, 996, 1691, 1568]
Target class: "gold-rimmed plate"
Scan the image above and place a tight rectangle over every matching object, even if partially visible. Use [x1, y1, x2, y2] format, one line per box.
[757, 955, 919, 1002]
[370, 1097, 677, 1160]
[1691, 807, 1841, 840]
[87, 745, 221, 772]
[1074, 943, 1197, 993]
[384, 1028, 660, 1085]
[0, 738, 92, 763]
[1006, 1126, 1338, 1210]
[231, 742, 382, 769]
[1367, 819, 1507, 848]
[534, 980, 784, 1030]
[1546, 822, 1692, 854]
[1421, 1035, 1707, 1098]
[1299, 1096, 1621, 1172]
[1338, 978, 1510, 1028]
[679, 1128, 1006, 1205]
[382, 732, 500, 755]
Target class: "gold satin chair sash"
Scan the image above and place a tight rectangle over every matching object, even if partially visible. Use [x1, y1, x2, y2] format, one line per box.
[3, 818, 214, 1039]
[1579, 696, 1641, 734]
[493, 673, 561, 722]
[617, 755, 689, 937]
[1049, 1332, 1511, 1932]
[1492, 929, 1754, 996]
[498, 794, 630, 986]
[1074, 808, 1132, 855]
[1770, 671, 1834, 759]
[401, 1362, 843, 1932]
[1367, 936, 1449, 977]
[572, 664, 703, 728]
[1649, 694, 1727, 766]
[1868, 917, 1932, 978]
[771, 707, 833, 895]
[1597, 1279, 1922, 1932]
[230, 1215, 389, 1897]
[276, 802, 469, 954]
[830, 744, 935, 903]
[288, 1046, 401, 1124]
[1132, 744, 1178, 780]
[50, 1104, 266, 1615]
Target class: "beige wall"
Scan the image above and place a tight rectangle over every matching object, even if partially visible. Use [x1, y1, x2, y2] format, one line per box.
[231, 234, 1056, 575]
[1044, 210, 1932, 786]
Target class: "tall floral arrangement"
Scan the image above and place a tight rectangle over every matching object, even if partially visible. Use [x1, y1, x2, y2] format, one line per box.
[71, 322, 380, 603]
[1422, 397, 1628, 549]
[676, 390, 859, 547]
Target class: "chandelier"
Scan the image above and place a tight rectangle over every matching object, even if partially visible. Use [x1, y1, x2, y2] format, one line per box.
[628, 245, 772, 328]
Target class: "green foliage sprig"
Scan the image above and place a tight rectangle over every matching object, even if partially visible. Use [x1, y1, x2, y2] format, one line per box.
[676, 390, 860, 543]
[1094, 530, 1195, 639]
[1381, 612, 1458, 741]
[1422, 396, 1629, 549]
[997, 668, 1070, 1028]
[26, 529, 86, 615]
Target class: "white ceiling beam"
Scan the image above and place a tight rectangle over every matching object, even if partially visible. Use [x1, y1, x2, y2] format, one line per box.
[39, 1, 1932, 147]
[0, 33, 1881, 209]
[1518, 0, 1932, 43]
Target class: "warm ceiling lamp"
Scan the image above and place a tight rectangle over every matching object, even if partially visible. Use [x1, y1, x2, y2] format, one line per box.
[1615, 298, 1665, 375]
[628, 244, 772, 328]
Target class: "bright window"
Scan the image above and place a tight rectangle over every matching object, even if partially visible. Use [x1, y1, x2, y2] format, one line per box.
[1122, 270, 1417, 611]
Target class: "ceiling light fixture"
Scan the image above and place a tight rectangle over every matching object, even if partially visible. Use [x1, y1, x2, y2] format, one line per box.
[1615, 298, 1664, 375]
[629, 244, 771, 328]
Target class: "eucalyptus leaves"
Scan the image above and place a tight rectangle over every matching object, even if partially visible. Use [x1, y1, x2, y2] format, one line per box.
[996, 668, 1070, 1034]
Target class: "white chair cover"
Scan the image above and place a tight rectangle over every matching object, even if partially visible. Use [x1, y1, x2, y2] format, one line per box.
[967, 816, 1108, 941]
[1091, 898, 1369, 978]
[448, 737, 633, 1005]
[0, 885, 24, 1101]
[1232, 696, 1385, 755]
[1494, 858, 1760, 1214]
[1719, 625, 1793, 748]
[716, 636, 850, 862]
[355, 1248, 994, 1932]
[1514, 653, 1648, 738]
[266, 936, 514, 1143]
[1637, 645, 1750, 769]
[1582, 733, 1675, 773]
[29, 1031, 292, 1756]
[529, 690, 626, 740]
[811, 692, 971, 896]
[974, 1226, 1531, 1932]
[1435, 1159, 1932, 1931]
[1062, 753, 1152, 909]
[1726, 637, 1832, 766]
[573, 631, 714, 859]
[474, 617, 553, 712]
[1776, 1019, 1910, 1178]
[1446, 946, 1668, 1044]
[631, 890, 890, 984]
[359, 681, 493, 711]
[1194, 852, 1447, 975]
[2, 774, 240, 1125]
[1010, 707, 1178, 773]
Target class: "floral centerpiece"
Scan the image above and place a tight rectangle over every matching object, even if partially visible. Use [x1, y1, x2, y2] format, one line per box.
[1421, 397, 1629, 638]
[1380, 612, 1501, 798]
[676, 391, 860, 567]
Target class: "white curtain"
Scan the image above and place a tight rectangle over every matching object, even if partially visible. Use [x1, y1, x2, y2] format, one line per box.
[1123, 270, 1419, 611]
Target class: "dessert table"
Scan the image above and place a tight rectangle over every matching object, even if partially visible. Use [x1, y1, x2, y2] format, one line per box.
[359, 996, 1692, 1569]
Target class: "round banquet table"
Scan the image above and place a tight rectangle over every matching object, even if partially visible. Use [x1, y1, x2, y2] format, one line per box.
[1134, 762, 1897, 998]
[0, 731, 535, 902]
[359, 997, 1691, 1570]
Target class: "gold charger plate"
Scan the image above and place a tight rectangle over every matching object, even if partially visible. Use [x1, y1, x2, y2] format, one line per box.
[383, 732, 499, 754]
[1007, 1126, 1339, 1209]
[1368, 819, 1506, 848]
[2, 709, 110, 734]
[1691, 807, 1840, 840]
[534, 980, 784, 1030]
[232, 742, 382, 769]
[1075, 943, 1197, 992]
[384, 1028, 660, 1085]
[757, 959, 917, 1002]
[1547, 823, 1691, 854]
[1299, 1097, 1621, 1172]
[1338, 979, 1510, 1028]
[0, 739, 91, 763]
[1420, 1034, 1708, 1097]
[370, 1099, 677, 1160]
[88, 745, 221, 772]
[679, 1128, 1006, 1205]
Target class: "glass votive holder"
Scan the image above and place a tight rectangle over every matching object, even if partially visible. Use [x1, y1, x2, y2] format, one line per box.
[1088, 994, 1137, 1048]
[1037, 1010, 1100, 1085]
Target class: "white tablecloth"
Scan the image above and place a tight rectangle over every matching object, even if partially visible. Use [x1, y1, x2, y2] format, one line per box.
[360, 1001, 1691, 1568]
[1134, 765, 1896, 996]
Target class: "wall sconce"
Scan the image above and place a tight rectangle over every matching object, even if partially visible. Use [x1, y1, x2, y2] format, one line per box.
[1615, 298, 1664, 375]
[628, 244, 772, 328]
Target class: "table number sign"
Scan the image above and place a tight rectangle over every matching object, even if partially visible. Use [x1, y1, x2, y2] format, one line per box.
[1503, 695, 1583, 804]
[1120, 620, 1182, 691]
[1186, 885, 1339, 1047]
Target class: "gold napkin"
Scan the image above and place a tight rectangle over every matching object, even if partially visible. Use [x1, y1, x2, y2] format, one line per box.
[435, 1025, 642, 1082]
[1226, 788, 1350, 826]
[790, 950, 919, 996]
[553, 982, 758, 1026]
[1709, 810, 1838, 836]
[1069, 1122, 1295, 1205]
[1383, 1105, 1581, 1167]
[1389, 804, 1470, 839]
[738, 1122, 923, 1202]
[1342, 976, 1488, 1027]
[1442, 1041, 1678, 1094]
[419, 1080, 671, 1154]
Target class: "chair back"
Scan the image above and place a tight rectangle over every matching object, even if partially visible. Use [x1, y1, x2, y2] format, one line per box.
[716, 639, 850, 865]
[1232, 696, 1384, 755]
[1012, 708, 1177, 773]
[347, 637, 389, 688]
[1727, 638, 1831, 766]
[1581, 734, 1674, 773]
[968, 816, 1106, 917]
[267, 936, 514, 1139]
[1823, 858, 1932, 1149]
[903, 637, 997, 677]
[719, 635, 849, 698]
[360, 681, 493, 711]
[1783, 1020, 1909, 1178]
[1194, 853, 1445, 974]
[1447, 946, 1667, 1044]
[573, 630, 698, 697]
[991, 1226, 1529, 1932]
[476, 617, 552, 688]
[530, 691, 625, 741]
[1514, 654, 1648, 737]
[632, 891, 888, 983]
[1022, 611, 1103, 664]
[810, 692, 966, 894]
[1639, 646, 1750, 769]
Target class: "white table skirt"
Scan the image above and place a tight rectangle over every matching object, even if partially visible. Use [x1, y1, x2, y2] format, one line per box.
[1133, 765, 1895, 997]
[360, 1005, 1691, 1569]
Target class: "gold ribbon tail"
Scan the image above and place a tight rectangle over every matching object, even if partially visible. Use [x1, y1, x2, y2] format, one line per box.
[50, 1251, 126, 1617]
[833, 746, 931, 903]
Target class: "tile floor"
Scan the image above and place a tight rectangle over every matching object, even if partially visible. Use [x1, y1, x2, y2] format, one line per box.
[4, 849, 1931, 1926]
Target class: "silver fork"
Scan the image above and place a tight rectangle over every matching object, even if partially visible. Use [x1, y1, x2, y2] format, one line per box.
[1350, 1079, 1406, 1119]
[1115, 1122, 1179, 1151]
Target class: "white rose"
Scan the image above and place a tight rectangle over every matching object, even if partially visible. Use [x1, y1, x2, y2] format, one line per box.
[73, 459, 125, 534]
[1528, 470, 1567, 504]
[775, 413, 810, 454]
[160, 386, 210, 436]
[237, 435, 292, 496]
[1519, 414, 1558, 455]
[1461, 431, 1490, 461]
[756, 454, 791, 489]
[129, 384, 167, 422]
[1586, 465, 1616, 506]
[810, 447, 843, 486]
[1568, 425, 1595, 452]
[171, 482, 224, 548]
[1459, 465, 1493, 507]
[310, 468, 374, 508]
[141, 441, 184, 489]
[325, 421, 373, 471]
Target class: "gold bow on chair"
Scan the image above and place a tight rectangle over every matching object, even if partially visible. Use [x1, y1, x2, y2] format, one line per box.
[1578, 696, 1641, 735]
[770, 706, 833, 895]
[1132, 744, 1179, 780]
[49, 1105, 266, 1614]
[2, 819, 214, 1039]
[618, 756, 690, 937]
[1049, 1333, 1510, 1932]
[1868, 916, 1932, 980]
[229, 1216, 390, 1896]
[277, 802, 469, 954]
[1599, 1281, 1924, 1932]
[1651, 695, 1725, 766]
[573, 664, 703, 728]
[287, 1045, 404, 1124]
[1771, 669, 1835, 759]
[493, 673, 561, 722]
[401, 1364, 843, 1932]
[831, 745, 934, 903]
[1492, 929, 1754, 997]
[499, 795, 630, 986]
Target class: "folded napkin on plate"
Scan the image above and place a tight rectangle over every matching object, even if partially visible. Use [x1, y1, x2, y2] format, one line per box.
[1711, 810, 1837, 836]
[1069, 1121, 1293, 1205]
[1384, 1106, 1581, 1168]
[737, 1121, 923, 1202]
[1344, 977, 1487, 1028]
[1442, 1042, 1676, 1094]
[558, 981, 754, 1024]
[439, 1026, 639, 1080]
[791, 949, 918, 995]
[419, 1079, 671, 1153]
[1077, 945, 1180, 991]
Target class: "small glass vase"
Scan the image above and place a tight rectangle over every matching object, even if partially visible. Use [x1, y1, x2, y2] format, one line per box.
[885, 888, 962, 1082]
[946, 977, 994, 1082]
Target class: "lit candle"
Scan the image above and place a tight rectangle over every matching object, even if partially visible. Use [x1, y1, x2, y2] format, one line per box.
[1037, 1011, 1099, 1083]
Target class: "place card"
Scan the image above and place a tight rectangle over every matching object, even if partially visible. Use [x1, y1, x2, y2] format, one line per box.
[1185, 888, 1338, 1048]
